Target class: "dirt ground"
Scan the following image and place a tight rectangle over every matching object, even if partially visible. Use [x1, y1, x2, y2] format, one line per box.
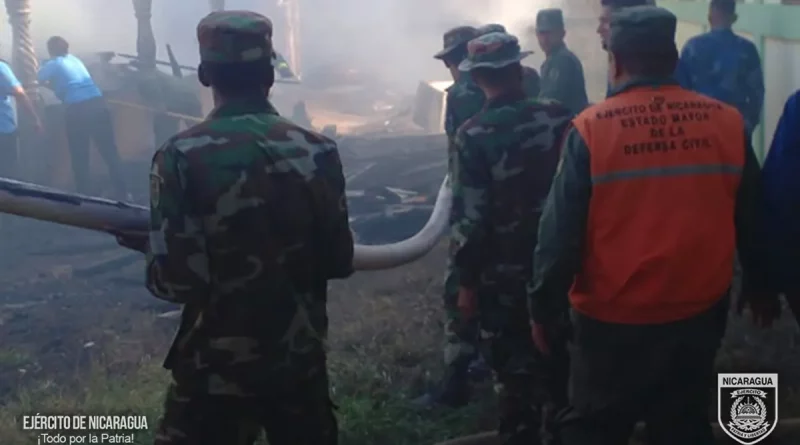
[0, 217, 799, 444]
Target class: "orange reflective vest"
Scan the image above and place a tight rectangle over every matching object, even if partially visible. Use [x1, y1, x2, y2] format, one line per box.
[570, 85, 745, 324]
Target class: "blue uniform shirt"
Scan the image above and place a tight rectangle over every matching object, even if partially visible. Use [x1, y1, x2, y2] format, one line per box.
[675, 28, 764, 134]
[0, 61, 20, 134]
[37, 54, 102, 104]
[761, 91, 800, 290]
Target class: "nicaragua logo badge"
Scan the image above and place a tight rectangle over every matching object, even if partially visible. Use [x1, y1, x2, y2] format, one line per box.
[718, 373, 778, 444]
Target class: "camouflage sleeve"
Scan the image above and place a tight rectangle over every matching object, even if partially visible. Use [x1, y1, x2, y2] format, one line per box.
[448, 88, 485, 138]
[528, 126, 591, 323]
[444, 90, 457, 138]
[145, 145, 210, 303]
[742, 41, 764, 133]
[450, 126, 491, 288]
[311, 139, 355, 279]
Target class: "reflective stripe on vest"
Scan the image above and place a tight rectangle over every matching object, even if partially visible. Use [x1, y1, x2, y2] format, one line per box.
[571, 85, 745, 324]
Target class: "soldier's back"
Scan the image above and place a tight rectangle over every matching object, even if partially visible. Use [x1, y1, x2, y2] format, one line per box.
[164, 102, 338, 393]
[458, 97, 571, 297]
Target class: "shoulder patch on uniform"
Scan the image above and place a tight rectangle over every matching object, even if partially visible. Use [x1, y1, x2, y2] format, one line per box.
[150, 151, 165, 208]
[150, 173, 162, 208]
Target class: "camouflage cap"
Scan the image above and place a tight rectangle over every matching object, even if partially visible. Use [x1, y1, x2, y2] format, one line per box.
[476, 24, 506, 36]
[458, 32, 532, 71]
[535, 8, 565, 32]
[434, 26, 478, 60]
[196, 10, 273, 64]
[609, 6, 676, 54]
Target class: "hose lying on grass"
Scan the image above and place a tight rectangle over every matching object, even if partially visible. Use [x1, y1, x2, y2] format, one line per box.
[434, 418, 800, 445]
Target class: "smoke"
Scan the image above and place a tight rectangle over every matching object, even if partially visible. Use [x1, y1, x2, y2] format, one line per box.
[300, 0, 565, 90]
[0, 0, 566, 91]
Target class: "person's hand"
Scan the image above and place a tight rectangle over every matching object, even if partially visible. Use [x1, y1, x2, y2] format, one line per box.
[531, 322, 550, 356]
[113, 231, 148, 253]
[457, 287, 477, 320]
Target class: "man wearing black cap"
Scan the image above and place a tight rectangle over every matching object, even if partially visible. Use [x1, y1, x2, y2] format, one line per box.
[675, 0, 764, 140]
[597, 0, 655, 49]
[528, 6, 773, 444]
[417, 25, 486, 408]
[598, 0, 655, 97]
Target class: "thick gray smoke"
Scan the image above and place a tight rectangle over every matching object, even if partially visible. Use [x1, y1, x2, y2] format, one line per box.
[300, 0, 562, 89]
[0, 0, 561, 92]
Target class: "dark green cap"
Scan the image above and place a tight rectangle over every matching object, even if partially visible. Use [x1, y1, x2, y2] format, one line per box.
[434, 26, 478, 60]
[458, 32, 532, 71]
[609, 6, 676, 54]
[197, 11, 273, 63]
[535, 8, 565, 32]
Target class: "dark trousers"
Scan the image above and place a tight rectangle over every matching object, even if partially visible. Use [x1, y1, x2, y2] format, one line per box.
[154, 371, 338, 445]
[559, 297, 729, 445]
[0, 131, 18, 179]
[64, 97, 126, 196]
[480, 323, 569, 445]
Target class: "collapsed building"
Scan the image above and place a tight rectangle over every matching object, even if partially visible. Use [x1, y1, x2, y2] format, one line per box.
[0, 0, 603, 246]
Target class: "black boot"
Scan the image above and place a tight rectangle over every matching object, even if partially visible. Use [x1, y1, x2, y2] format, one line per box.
[411, 364, 471, 408]
[467, 354, 492, 381]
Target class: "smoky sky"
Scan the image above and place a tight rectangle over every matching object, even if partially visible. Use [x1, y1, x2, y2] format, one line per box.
[0, 0, 562, 91]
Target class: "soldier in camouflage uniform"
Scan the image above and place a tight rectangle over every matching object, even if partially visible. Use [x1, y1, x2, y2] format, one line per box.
[452, 31, 572, 444]
[534, 9, 588, 115]
[116, 11, 353, 445]
[420, 24, 548, 409]
[416, 25, 486, 408]
[675, 0, 764, 137]
[477, 24, 541, 97]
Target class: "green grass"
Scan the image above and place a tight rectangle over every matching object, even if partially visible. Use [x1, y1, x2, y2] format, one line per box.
[1, 245, 799, 445]
[0, 245, 495, 445]
[0, 349, 31, 368]
[0, 354, 489, 445]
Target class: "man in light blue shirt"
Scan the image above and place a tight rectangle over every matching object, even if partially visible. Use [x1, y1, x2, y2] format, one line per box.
[38, 36, 127, 197]
[0, 58, 43, 180]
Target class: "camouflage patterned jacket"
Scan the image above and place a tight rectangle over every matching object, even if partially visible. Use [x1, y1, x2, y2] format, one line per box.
[445, 74, 484, 173]
[145, 96, 354, 395]
[675, 28, 764, 134]
[445, 71, 541, 174]
[450, 91, 571, 329]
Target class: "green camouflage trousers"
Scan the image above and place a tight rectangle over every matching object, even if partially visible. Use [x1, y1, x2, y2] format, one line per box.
[479, 321, 569, 444]
[443, 259, 480, 369]
[153, 370, 337, 445]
